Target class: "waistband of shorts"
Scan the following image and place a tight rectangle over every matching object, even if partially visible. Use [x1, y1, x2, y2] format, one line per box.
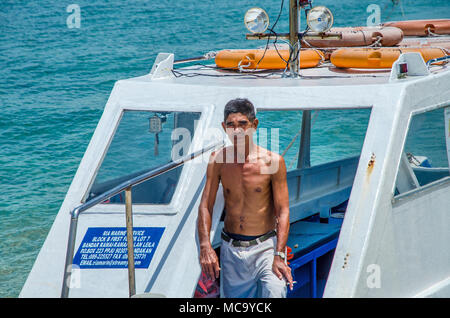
[221, 230, 276, 247]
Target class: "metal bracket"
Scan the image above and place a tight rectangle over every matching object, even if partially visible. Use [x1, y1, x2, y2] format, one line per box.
[246, 32, 342, 41]
[149, 53, 175, 80]
[389, 52, 429, 82]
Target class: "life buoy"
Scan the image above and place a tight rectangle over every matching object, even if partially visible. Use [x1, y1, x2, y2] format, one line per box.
[215, 49, 324, 70]
[302, 26, 404, 48]
[383, 19, 450, 36]
[399, 37, 450, 52]
[330, 48, 447, 69]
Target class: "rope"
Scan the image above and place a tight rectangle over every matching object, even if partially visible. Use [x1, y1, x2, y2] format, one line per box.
[203, 51, 217, 59]
[427, 27, 447, 37]
[238, 56, 252, 72]
[368, 35, 383, 47]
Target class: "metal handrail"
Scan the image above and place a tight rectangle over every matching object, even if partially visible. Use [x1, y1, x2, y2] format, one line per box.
[173, 51, 217, 65]
[61, 141, 224, 298]
[427, 55, 450, 67]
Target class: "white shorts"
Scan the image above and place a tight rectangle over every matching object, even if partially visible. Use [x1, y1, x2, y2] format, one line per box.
[220, 236, 287, 298]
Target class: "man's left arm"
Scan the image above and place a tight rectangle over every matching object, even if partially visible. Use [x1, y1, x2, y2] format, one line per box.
[271, 154, 293, 289]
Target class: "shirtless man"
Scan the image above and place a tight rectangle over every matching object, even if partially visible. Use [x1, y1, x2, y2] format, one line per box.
[197, 98, 293, 298]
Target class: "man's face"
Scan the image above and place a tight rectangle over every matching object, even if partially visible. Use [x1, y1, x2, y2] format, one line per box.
[222, 112, 258, 146]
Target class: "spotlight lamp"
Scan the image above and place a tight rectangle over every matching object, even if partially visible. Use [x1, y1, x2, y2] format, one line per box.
[244, 7, 270, 34]
[306, 6, 334, 33]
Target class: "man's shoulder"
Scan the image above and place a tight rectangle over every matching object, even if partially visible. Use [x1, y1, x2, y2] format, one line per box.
[208, 147, 229, 166]
[256, 146, 284, 163]
[254, 146, 286, 176]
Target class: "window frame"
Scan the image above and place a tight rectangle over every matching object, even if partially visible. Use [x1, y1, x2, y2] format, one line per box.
[254, 108, 372, 170]
[81, 102, 214, 215]
[392, 103, 450, 203]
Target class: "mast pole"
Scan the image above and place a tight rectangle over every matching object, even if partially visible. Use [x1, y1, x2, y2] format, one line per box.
[290, 1, 310, 169]
[288, 0, 300, 76]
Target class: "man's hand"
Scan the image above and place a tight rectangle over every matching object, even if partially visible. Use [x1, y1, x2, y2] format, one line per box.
[198, 152, 221, 281]
[199, 244, 220, 281]
[272, 256, 293, 290]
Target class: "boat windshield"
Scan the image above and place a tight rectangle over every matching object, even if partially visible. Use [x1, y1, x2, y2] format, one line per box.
[394, 106, 450, 196]
[86, 110, 201, 204]
[256, 108, 371, 170]
[255, 108, 371, 223]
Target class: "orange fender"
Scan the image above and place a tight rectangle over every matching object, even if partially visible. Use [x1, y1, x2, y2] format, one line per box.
[330, 48, 447, 69]
[383, 19, 450, 36]
[399, 37, 450, 53]
[215, 49, 324, 70]
[302, 26, 404, 47]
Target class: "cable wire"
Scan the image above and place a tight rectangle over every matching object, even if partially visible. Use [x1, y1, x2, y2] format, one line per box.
[255, 0, 285, 69]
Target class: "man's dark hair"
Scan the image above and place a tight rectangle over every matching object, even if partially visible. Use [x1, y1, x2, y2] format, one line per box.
[224, 98, 256, 123]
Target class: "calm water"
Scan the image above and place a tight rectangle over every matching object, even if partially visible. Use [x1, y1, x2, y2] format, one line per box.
[1, 0, 449, 297]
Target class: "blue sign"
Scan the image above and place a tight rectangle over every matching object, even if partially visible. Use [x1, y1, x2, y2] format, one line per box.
[73, 227, 165, 269]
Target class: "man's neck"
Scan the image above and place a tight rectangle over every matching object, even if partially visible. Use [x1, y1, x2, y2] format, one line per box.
[234, 141, 257, 163]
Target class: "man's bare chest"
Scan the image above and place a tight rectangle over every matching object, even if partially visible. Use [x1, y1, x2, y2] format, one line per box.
[219, 163, 272, 195]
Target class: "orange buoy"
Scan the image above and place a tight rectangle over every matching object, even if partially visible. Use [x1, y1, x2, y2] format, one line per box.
[215, 49, 324, 70]
[399, 37, 450, 52]
[330, 48, 447, 69]
[383, 19, 450, 36]
[302, 26, 404, 48]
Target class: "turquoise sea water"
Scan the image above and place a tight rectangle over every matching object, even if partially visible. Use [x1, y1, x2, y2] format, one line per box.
[0, 0, 449, 297]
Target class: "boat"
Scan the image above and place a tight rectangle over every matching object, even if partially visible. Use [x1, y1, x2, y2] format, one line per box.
[20, 2, 450, 298]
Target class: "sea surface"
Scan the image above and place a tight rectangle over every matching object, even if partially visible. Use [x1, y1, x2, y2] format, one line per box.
[1, 0, 449, 297]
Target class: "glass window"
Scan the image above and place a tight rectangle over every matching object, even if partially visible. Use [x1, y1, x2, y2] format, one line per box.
[255, 108, 371, 221]
[394, 106, 450, 196]
[256, 109, 371, 170]
[86, 110, 201, 204]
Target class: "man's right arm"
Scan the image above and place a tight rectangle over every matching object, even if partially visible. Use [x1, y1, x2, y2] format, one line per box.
[197, 152, 221, 280]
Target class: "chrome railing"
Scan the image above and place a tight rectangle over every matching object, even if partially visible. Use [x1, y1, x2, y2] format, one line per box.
[61, 141, 224, 298]
[427, 55, 450, 67]
[173, 51, 217, 65]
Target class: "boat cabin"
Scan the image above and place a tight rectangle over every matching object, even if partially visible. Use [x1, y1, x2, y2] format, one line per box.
[20, 50, 450, 298]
